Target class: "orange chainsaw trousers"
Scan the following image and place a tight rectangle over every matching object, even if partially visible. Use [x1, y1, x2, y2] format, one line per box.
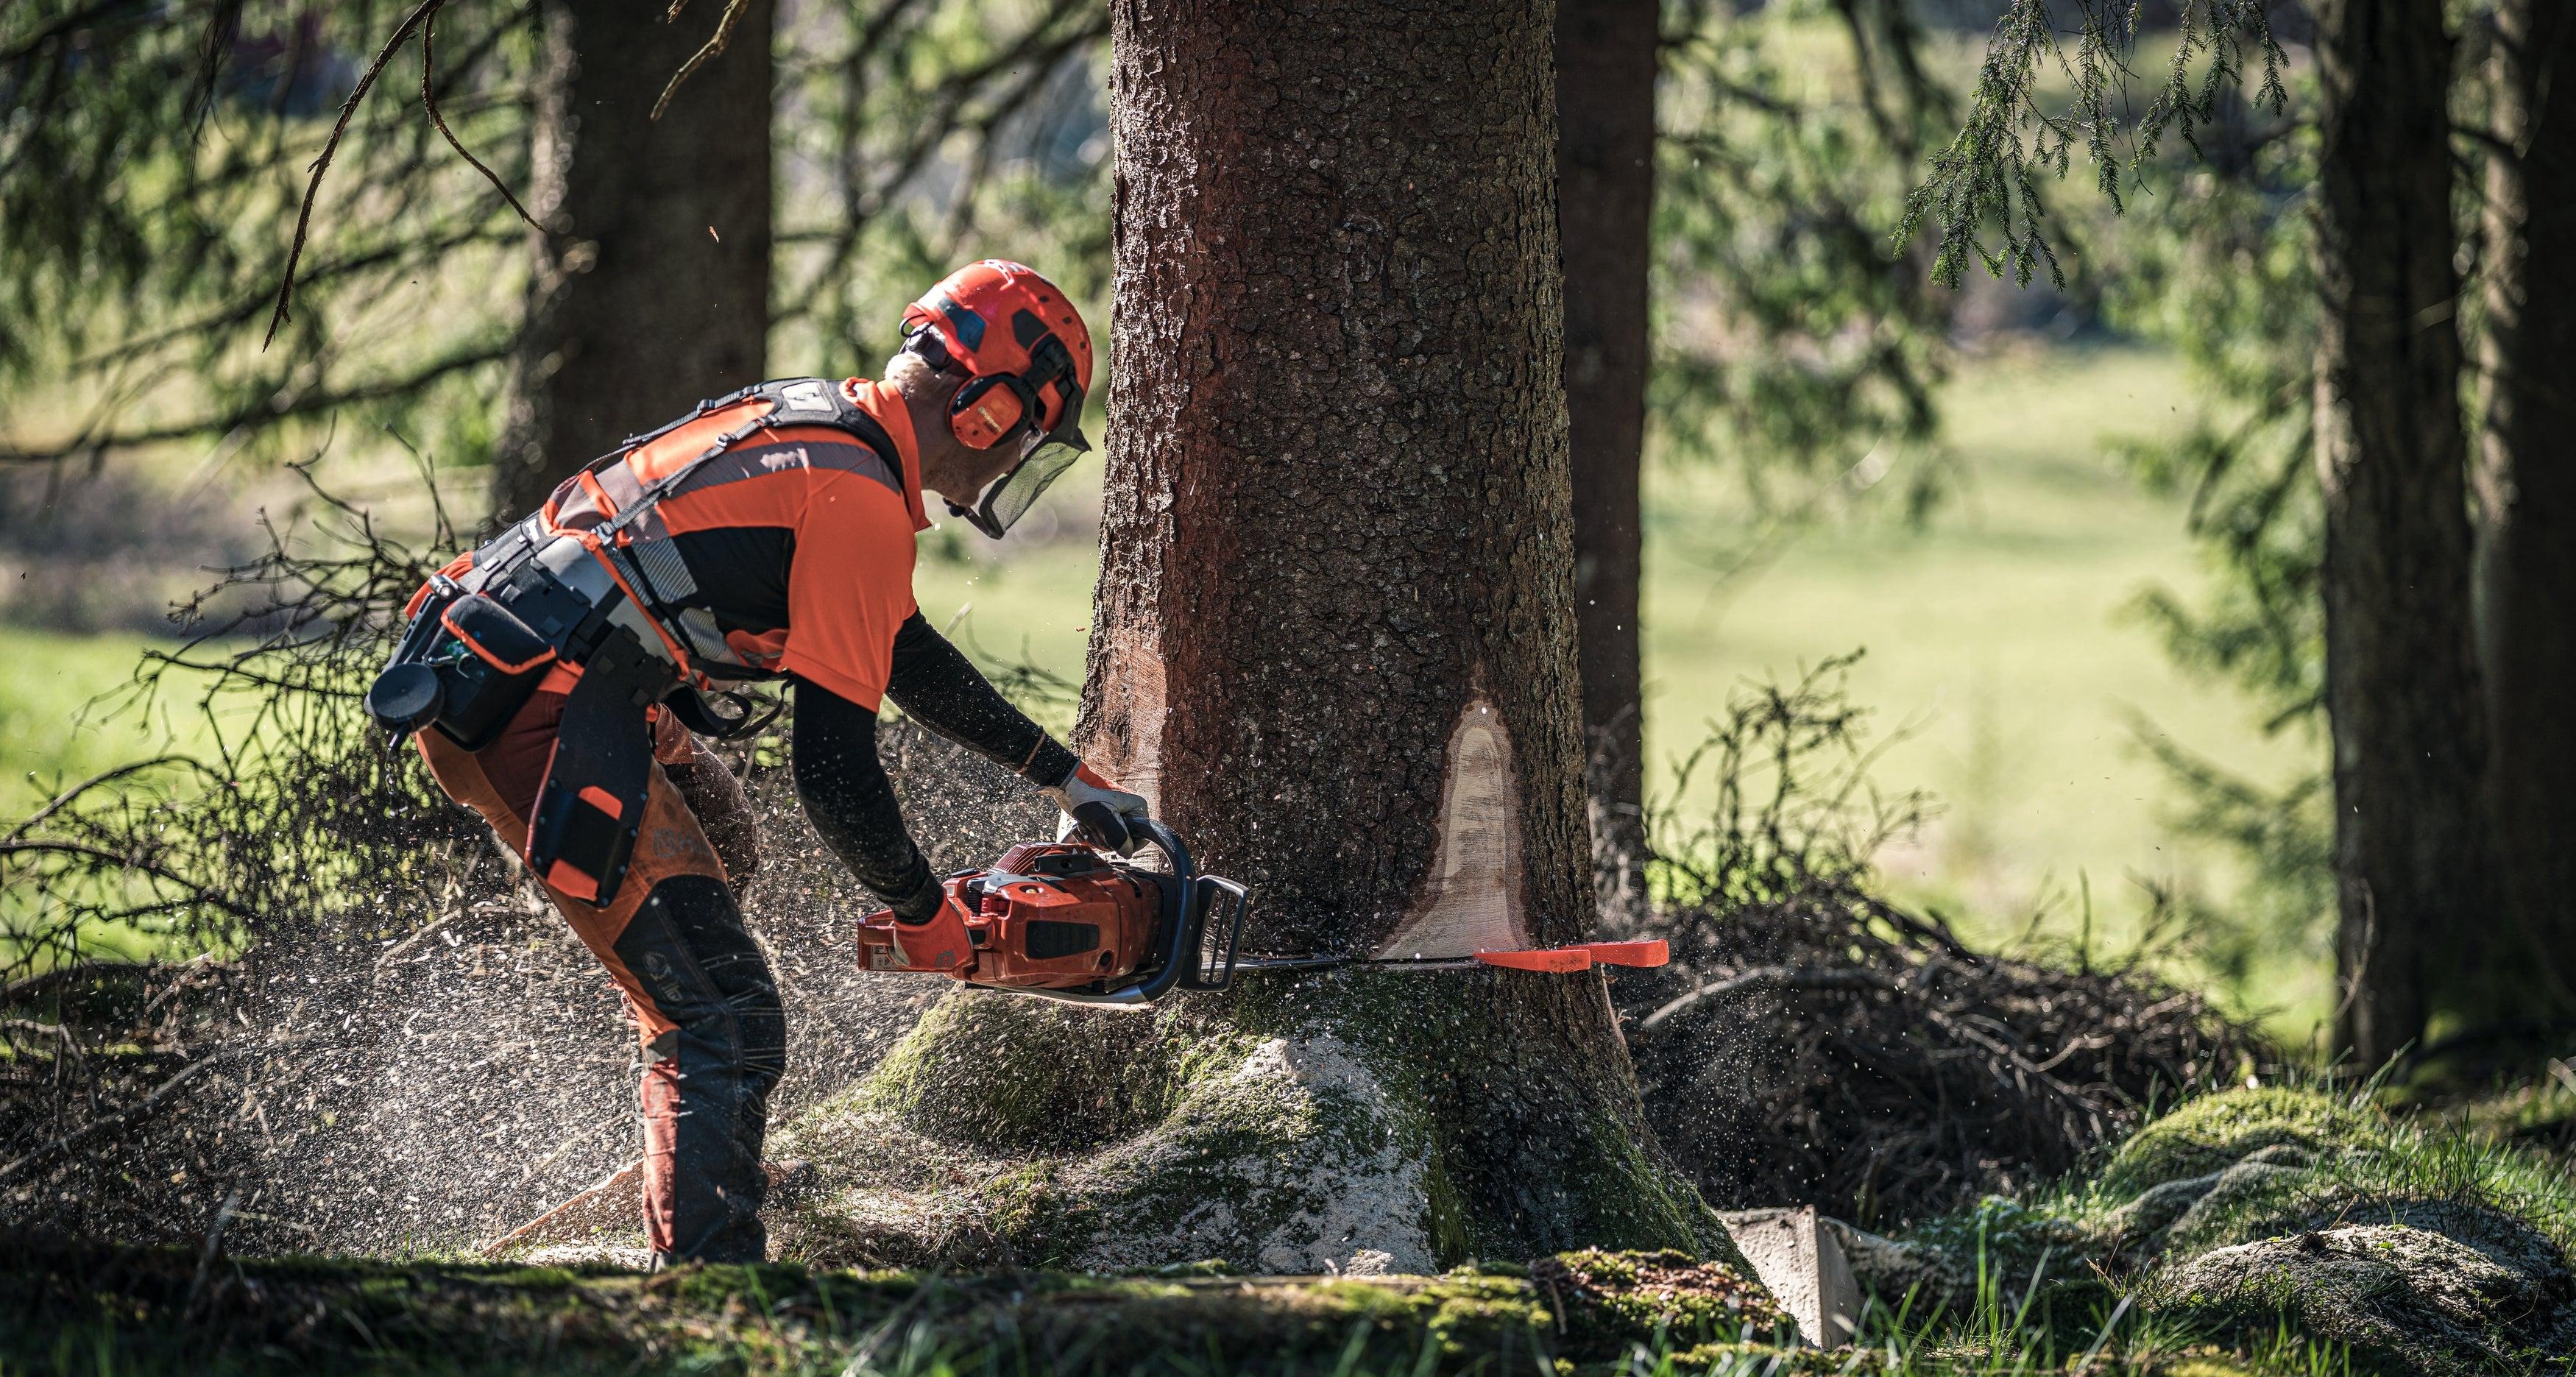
[418, 677, 782, 1265]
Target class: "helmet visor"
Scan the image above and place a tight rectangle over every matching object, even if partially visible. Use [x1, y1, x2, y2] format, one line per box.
[960, 431, 1086, 539]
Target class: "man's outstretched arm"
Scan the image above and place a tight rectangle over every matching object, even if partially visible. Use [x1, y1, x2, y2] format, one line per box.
[790, 676, 943, 921]
[882, 612, 1080, 785]
[878, 612, 1152, 849]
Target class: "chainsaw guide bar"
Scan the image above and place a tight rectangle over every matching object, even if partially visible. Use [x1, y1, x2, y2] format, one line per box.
[1232, 939, 1669, 975]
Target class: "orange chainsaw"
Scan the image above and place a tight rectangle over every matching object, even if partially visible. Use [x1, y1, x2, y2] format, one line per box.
[856, 816, 1250, 1008]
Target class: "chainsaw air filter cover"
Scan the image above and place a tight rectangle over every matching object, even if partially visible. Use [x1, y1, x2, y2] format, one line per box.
[859, 840, 1167, 991]
[856, 818, 1249, 1007]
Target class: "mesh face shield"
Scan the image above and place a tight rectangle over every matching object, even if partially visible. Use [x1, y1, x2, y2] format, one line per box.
[954, 422, 1088, 538]
[937, 336, 1090, 539]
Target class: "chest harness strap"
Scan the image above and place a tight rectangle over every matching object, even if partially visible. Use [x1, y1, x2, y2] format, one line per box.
[373, 379, 905, 907]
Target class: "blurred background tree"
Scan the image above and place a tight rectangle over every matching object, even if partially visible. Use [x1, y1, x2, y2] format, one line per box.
[1914, 0, 2576, 1068]
[0, 0, 1110, 506]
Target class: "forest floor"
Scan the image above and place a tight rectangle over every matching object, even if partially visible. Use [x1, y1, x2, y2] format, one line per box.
[9, 1083, 2573, 1376]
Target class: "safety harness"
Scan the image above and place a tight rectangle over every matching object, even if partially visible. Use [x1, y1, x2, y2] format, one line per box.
[369, 378, 907, 906]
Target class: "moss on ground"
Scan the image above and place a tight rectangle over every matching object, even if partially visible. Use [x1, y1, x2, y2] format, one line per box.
[1841, 1086, 2576, 1377]
[37, 1082, 2554, 1375]
[2101, 1087, 2378, 1197]
[1529, 1247, 1790, 1349]
[0, 1236, 1785, 1377]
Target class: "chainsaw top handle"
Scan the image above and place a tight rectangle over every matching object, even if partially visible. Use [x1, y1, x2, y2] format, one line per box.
[1071, 799, 1132, 852]
[1095, 815, 1195, 1006]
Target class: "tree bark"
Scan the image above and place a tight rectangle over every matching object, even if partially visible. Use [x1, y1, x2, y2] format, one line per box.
[1557, 0, 1658, 930]
[1078, 0, 1698, 1256]
[772, 0, 1727, 1275]
[2472, 0, 2576, 1027]
[2312, 0, 2501, 1068]
[492, 0, 774, 520]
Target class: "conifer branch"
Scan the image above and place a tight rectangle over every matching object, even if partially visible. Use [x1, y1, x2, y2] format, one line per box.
[1899, 0, 2288, 290]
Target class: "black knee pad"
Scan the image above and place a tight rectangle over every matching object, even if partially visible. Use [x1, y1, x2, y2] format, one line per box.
[626, 876, 787, 1078]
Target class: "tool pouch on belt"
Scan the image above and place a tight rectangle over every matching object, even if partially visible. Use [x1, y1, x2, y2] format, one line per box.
[431, 593, 559, 750]
[523, 627, 674, 907]
[368, 587, 559, 754]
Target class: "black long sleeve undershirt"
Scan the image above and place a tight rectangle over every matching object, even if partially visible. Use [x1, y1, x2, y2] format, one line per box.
[790, 614, 1078, 921]
[884, 613, 1080, 787]
[792, 680, 941, 919]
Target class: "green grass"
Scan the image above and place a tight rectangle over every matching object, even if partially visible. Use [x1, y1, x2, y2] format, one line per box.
[1646, 346, 2310, 956]
[0, 626, 213, 818]
[0, 626, 238, 966]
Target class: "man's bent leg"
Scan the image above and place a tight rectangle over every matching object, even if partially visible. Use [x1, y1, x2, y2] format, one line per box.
[616, 874, 785, 1264]
[417, 691, 785, 1264]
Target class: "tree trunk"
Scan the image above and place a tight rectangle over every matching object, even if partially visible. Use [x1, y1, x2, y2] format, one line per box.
[770, 0, 1728, 1275]
[2472, 0, 2576, 1029]
[1557, 0, 1658, 930]
[492, 0, 774, 520]
[2313, 0, 2500, 1068]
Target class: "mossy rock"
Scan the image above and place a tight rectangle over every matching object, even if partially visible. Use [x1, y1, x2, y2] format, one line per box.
[2142, 1221, 2576, 1376]
[2102, 1088, 2379, 1197]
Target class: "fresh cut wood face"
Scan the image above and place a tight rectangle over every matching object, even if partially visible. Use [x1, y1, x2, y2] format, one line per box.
[1376, 695, 1530, 960]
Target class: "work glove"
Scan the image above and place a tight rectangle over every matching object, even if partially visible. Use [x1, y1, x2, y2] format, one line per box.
[1043, 762, 1150, 854]
[890, 887, 977, 973]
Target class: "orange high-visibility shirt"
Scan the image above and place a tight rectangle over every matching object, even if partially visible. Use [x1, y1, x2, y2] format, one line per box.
[544, 378, 933, 709]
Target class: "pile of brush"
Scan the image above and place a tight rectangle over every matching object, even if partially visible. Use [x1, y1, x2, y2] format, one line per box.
[1621, 888, 2251, 1229]
[1612, 657, 2256, 1228]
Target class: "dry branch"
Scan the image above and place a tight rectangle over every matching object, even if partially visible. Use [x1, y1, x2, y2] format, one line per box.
[263, 0, 450, 347]
[649, 0, 749, 121]
[0, 1036, 311, 1188]
[421, 4, 534, 227]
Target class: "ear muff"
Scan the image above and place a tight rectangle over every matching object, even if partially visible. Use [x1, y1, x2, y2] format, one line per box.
[947, 374, 1030, 450]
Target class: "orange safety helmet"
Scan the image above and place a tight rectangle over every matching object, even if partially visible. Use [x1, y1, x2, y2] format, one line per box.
[900, 261, 1096, 538]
